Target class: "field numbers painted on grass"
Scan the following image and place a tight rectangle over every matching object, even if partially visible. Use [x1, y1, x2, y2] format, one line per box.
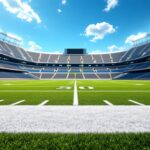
[56, 86, 94, 90]
[57, 86, 72, 90]
[79, 86, 94, 90]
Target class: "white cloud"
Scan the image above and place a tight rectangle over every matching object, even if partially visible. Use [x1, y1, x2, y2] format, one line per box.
[108, 45, 124, 52]
[28, 41, 42, 52]
[89, 50, 102, 54]
[89, 45, 124, 54]
[7, 32, 22, 42]
[0, 30, 23, 42]
[0, 0, 41, 24]
[27, 41, 62, 53]
[48, 51, 62, 54]
[57, 9, 62, 13]
[0, 28, 3, 32]
[85, 22, 116, 42]
[125, 32, 148, 44]
[62, 0, 66, 5]
[104, 0, 118, 12]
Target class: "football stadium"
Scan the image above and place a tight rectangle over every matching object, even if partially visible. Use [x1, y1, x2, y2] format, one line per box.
[0, 0, 150, 149]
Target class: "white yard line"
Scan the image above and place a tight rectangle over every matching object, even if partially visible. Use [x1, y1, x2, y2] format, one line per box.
[78, 90, 150, 93]
[129, 100, 145, 106]
[104, 100, 113, 106]
[0, 100, 4, 102]
[0, 90, 73, 92]
[10, 100, 25, 106]
[38, 100, 49, 106]
[0, 106, 149, 133]
[0, 90, 150, 93]
[73, 80, 78, 106]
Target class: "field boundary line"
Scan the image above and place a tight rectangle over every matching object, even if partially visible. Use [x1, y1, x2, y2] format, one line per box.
[0, 106, 150, 133]
[0, 90, 73, 93]
[128, 100, 145, 106]
[38, 100, 49, 106]
[78, 90, 150, 93]
[10, 100, 25, 106]
[73, 80, 78, 106]
[104, 100, 113, 106]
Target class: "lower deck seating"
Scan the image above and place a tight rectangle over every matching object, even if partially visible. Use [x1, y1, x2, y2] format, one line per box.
[117, 72, 150, 80]
[31, 73, 41, 78]
[0, 71, 34, 79]
[97, 74, 111, 79]
[53, 73, 68, 79]
[68, 74, 75, 79]
[84, 74, 98, 79]
[76, 74, 84, 79]
[42, 73, 54, 79]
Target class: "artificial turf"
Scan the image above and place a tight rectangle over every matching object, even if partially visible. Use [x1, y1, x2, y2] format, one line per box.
[0, 133, 150, 150]
[0, 80, 150, 105]
[0, 80, 74, 105]
[0, 80, 150, 150]
[78, 80, 150, 105]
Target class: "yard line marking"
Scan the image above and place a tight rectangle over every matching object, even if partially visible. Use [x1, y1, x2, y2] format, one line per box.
[0, 100, 4, 102]
[104, 100, 114, 106]
[88, 86, 94, 90]
[38, 100, 49, 106]
[0, 90, 73, 92]
[128, 100, 145, 106]
[10, 100, 25, 106]
[73, 80, 78, 106]
[0, 90, 150, 93]
[78, 90, 150, 93]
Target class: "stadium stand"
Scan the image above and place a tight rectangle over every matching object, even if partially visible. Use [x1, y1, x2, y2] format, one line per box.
[0, 70, 34, 79]
[0, 38, 150, 80]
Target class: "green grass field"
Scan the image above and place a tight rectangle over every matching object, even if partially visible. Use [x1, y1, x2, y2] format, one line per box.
[0, 80, 150, 149]
[0, 80, 150, 105]
[0, 133, 150, 150]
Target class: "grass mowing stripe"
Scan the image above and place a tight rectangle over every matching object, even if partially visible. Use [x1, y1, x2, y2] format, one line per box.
[0, 90, 73, 92]
[1, 80, 150, 105]
[78, 90, 150, 92]
[0, 92, 73, 105]
[78, 92, 150, 105]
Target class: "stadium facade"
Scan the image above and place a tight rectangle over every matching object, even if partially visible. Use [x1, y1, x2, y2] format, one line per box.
[0, 32, 150, 80]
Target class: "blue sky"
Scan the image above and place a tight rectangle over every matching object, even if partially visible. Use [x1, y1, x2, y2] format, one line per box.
[0, 0, 150, 54]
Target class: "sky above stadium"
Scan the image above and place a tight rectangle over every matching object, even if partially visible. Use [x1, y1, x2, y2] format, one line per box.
[0, 0, 150, 54]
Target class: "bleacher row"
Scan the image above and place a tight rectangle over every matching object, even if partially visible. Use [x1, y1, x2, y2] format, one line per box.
[0, 71, 33, 79]
[31, 72, 120, 80]
[0, 58, 150, 79]
[0, 40, 150, 80]
[1, 40, 150, 64]
[1, 70, 150, 80]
